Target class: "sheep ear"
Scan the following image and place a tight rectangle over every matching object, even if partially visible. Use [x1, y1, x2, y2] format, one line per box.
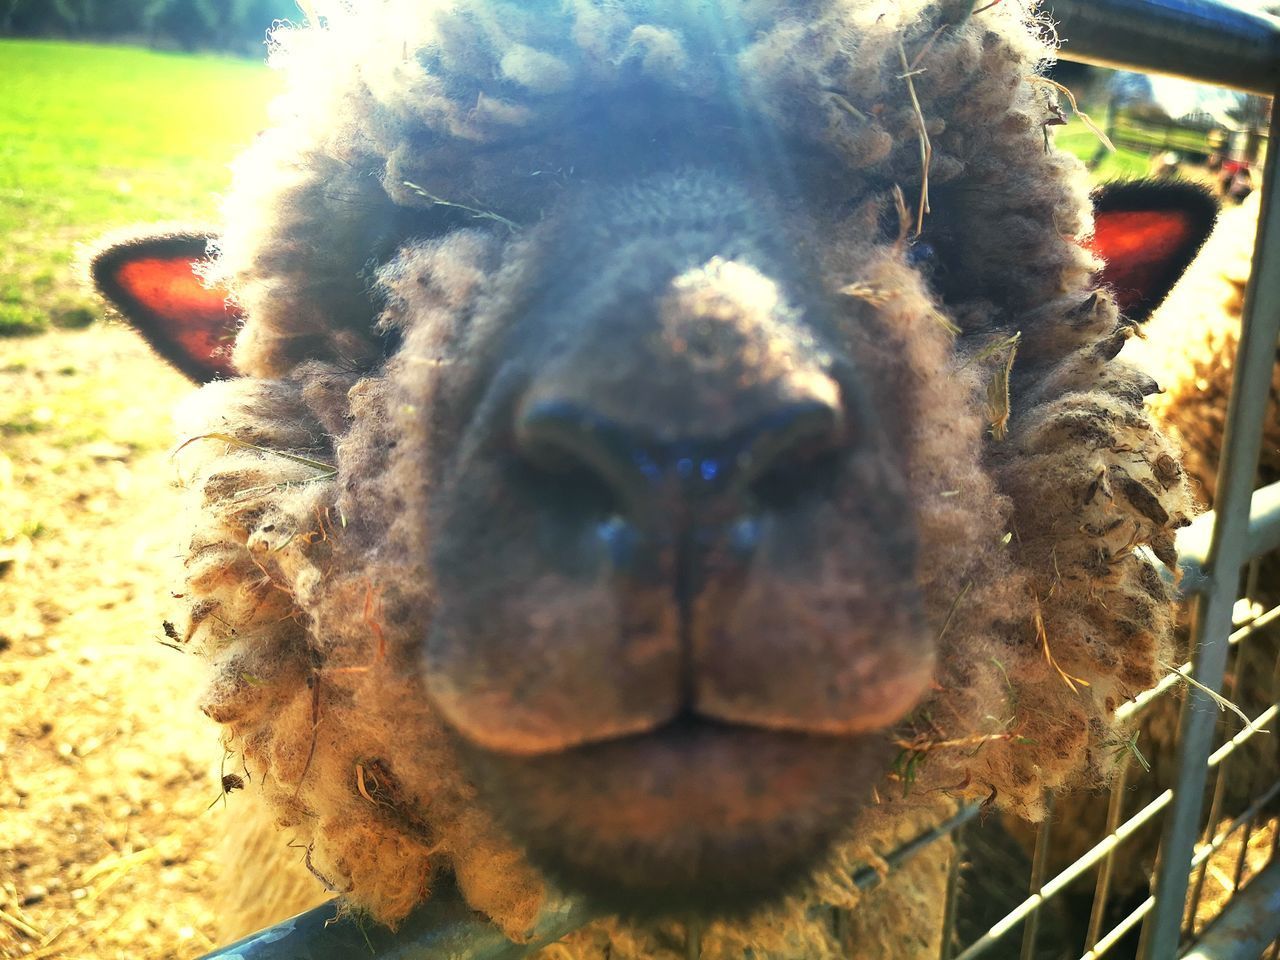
[91, 233, 240, 382]
[1089, 181, 1218, 322]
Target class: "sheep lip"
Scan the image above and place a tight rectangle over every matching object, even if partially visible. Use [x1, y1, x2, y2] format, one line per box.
[457, 720, 892, 915]
[458, 711, 881, 757]
[486, 713, 846, 754]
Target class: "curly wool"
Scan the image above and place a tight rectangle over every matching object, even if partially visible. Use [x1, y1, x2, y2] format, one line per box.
[1037, 191, 1280, 905]
[172, 1, 1193, 954]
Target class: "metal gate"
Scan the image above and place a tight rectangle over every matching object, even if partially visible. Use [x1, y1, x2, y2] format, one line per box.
[204, 2, 1280, 957]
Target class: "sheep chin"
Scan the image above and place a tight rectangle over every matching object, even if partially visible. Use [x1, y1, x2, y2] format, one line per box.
[452, 718, 891, 918]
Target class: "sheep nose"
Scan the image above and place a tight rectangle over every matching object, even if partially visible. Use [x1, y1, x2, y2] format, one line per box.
[514, 396, 845, 534]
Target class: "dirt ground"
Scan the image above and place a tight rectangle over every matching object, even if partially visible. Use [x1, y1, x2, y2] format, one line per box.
[0, 323, 231, 959]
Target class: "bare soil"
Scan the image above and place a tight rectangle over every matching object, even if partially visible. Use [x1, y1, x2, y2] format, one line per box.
[0, 324, 231, 959]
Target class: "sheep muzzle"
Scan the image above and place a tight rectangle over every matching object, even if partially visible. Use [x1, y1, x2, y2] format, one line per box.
[408, 168, 932, 910]
[422, 169, 929, 746]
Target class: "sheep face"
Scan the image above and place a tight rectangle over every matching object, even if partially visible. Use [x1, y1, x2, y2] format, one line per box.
[413, 169, 929, 910]
[91, 0, 1217, 939]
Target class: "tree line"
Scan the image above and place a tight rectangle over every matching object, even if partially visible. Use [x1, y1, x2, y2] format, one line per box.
[1, 0, 302, 54]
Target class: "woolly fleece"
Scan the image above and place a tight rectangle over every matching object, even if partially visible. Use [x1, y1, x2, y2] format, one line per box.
[169, 0, 1192, 954]
[1039, 192, 1280, 906]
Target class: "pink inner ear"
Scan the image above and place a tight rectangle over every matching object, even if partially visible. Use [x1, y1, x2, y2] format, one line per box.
[116, 257, 240, 378]
[1088, 210, 1196, 314]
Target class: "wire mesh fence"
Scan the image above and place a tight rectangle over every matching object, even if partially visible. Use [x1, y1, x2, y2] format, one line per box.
[200, 1, 1280, 957]
[944, 505, 1280, 960]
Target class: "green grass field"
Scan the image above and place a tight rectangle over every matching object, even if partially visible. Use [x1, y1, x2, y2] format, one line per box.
[1056, 119, 1152, 181]
[0, 40, 280, 334]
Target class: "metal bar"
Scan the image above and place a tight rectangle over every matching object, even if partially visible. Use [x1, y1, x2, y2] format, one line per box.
[940, 836, 965, 960]
[1019, 795, 1055, 960]
[1184, 646, 1251, 937]
[1141, 93, 1280, 960]
[1239, 483, 1280, 563]
[1117, 595, 1280, 726]
[1234, 598, 1266, 630]
[1230, 602, 1280, 648]
[1244, 557, 1262, 607]
[1176, 481, 1280, 597]
[1048, 0, 1280, 94]
[198, 875, 592, 960]
[851, 804, 983, 892]
[1180, 860, 1280, 960]
[1230, 816, 1256, 894]
[1185, 776, 1227, 938]
[1207, 704, 1278, 769]
[1080, 897, 1155, 960]
[1085, 756, 1133, 951]
[1117, 661, 1187, 723]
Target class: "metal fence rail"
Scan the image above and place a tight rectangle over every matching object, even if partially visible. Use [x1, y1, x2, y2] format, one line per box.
[200, 2, 1280, 957]
[1049, 0, 1280, 93]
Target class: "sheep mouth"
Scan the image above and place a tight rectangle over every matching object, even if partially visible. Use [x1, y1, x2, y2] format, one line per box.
[458, 717, 891, 917]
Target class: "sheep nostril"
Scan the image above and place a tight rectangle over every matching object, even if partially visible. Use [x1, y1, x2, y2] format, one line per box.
[514, 399, 641, 522]
[743, 402, 845, 513]
[514, 396, 845, 527]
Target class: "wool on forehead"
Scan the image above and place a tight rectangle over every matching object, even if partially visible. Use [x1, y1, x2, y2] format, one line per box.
[214, 0, 1086, 377]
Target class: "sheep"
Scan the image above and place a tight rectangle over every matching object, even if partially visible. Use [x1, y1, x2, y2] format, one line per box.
[1136, 190, 1279, 504]
[89, 1, 1219, 956]
[1026, 188, 1280, 938]
[1140, 189, 1280, 891]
